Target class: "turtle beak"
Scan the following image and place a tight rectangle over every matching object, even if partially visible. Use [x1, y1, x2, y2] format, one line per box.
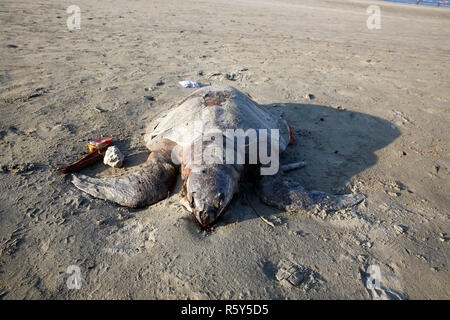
[192, 194, 225, 227]
[193, 206, 215, 227]
[184, 164, 240, 228]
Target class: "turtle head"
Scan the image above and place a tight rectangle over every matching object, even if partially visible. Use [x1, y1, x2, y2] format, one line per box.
[184, 164, 240, 227]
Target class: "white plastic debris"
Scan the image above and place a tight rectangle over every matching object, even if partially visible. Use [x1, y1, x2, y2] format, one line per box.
[179, 80, 200, 88]
[103, 146, 124, 168]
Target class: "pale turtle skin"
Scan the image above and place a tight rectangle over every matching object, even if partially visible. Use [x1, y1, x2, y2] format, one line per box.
[72, 86, 364, 227]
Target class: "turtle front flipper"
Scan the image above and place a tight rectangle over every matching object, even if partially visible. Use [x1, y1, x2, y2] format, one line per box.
[256, 171, 365, 214]
[71, 139, 179, 208]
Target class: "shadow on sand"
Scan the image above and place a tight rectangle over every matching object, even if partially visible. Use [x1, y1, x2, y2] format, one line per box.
[217, 102, 401, 227]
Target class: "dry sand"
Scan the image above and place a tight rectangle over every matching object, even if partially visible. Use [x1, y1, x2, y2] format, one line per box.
[0, 0, 449, 299]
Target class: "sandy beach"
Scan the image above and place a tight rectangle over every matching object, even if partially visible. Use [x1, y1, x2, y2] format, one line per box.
[0, 0, 449, 299]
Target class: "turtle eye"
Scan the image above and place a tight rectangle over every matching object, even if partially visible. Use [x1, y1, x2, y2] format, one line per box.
[189, 192, 195, 208]
[215, 193, 224, 209]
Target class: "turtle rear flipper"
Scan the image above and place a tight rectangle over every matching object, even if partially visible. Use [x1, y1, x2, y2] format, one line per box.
[257, 172, 365, 213]
[71, 139, 179, 208]
[72, 162, 177, 208]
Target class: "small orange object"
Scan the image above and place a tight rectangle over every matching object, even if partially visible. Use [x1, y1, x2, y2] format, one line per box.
[88, 138, 113, 152]
[57, 138, 113, 174]
[288, 125, 295, 145]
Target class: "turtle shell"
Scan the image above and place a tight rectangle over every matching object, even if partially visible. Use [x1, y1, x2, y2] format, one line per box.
[144, 86, 290, 162]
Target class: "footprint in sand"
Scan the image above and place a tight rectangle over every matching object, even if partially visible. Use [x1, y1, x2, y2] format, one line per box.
[104, 220, 157, 256]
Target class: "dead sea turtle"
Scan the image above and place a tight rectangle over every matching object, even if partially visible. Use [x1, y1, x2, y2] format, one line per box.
[72, 86, 364, 227]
